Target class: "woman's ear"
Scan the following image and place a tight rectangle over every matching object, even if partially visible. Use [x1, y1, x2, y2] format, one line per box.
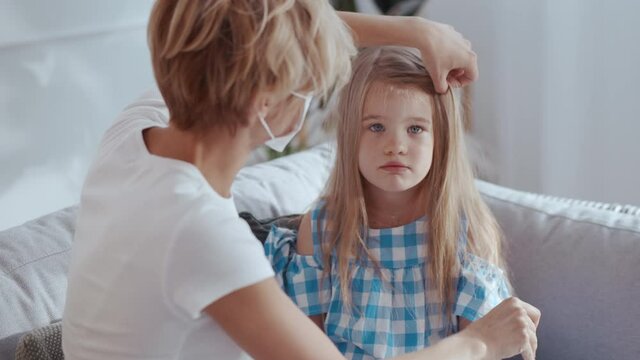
[251, 93, 272, 122]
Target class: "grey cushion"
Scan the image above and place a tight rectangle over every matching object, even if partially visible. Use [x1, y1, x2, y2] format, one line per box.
[15, 322, 63, 360]
[239, 212, 302, 243]
[232, 142, 335, 219]
[0, 207, 76, 339]
[478, 180, 640, 360]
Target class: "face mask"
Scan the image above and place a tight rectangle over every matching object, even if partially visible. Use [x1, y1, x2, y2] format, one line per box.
[258, 92, 313, 152]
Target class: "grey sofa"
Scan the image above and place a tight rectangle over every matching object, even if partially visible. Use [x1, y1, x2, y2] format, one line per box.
[1, 143, 639, 360]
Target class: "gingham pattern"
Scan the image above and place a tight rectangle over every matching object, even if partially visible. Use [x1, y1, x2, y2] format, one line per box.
[264, 201, 510, 360]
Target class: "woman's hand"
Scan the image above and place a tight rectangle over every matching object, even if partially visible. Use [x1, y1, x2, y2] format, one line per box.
[336, 12, 478, 94]
[462, 297, 541, 360]
[417, 18, 479, 93]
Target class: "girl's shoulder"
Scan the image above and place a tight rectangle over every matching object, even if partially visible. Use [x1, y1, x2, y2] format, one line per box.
[294, 198, 329, 259]
[308, 198, 330, 235]
[308, 198, 328, 221]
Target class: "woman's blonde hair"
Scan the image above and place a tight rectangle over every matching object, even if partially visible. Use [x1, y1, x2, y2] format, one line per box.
[148, 0, 356, 132]
[323, 46, 508, 325]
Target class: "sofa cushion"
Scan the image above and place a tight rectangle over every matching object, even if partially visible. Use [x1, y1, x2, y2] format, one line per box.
[232, 142, 335, 219]
[0, 207, 76, 338]
[477, 180, 640, 360]
[239, 212, 302, 244]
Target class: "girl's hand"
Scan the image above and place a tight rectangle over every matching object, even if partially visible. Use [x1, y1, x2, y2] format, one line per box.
[462, 297, 541, 360]
[417, 19, 479, 93]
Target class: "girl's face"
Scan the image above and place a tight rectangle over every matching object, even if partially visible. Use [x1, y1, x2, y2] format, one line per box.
[358, 82, 434, 194]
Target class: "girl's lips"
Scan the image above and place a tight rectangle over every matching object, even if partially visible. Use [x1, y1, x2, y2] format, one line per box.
[380, 161, 409, 169]
[380, 163, 410, 173]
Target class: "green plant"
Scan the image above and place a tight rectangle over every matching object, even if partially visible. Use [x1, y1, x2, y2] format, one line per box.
[332, 0, 427, 16]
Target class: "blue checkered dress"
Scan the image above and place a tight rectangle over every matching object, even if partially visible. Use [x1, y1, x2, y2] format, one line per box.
[264, 201, 510, 360]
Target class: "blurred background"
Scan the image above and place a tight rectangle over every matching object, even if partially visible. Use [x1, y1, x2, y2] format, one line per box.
[1, 0, 639, 231]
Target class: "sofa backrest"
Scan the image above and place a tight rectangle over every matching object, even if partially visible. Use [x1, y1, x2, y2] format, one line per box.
[1, 145, 639, 360]
[0, 206, 76, 338]
[478, 181, 640, 360]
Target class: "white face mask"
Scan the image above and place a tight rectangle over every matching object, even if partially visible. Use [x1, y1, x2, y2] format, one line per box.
[258, 92, 313, 152]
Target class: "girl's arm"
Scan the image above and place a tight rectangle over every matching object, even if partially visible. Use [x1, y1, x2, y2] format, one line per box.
[336, 11, 478, 93]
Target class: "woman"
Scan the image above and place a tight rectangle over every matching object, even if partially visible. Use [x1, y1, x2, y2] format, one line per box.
[62, 1, 539, 359]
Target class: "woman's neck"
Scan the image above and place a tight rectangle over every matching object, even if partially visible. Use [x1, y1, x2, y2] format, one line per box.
[143, 123, 253, 198]
[363, 184, 426, 229]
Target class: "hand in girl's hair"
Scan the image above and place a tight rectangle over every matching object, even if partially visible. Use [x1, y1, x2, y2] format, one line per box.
[464, 297, 541, 360]
[418, 20, 479, 93]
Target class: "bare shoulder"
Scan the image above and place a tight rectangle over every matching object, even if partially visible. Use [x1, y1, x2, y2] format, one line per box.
[296, 211, 314, 256]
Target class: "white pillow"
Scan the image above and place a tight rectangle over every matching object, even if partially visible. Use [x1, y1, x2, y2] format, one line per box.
[232, 142, 336, 219]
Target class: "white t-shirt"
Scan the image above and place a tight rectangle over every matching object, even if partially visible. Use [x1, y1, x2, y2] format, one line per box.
[62, 90, 274, 360]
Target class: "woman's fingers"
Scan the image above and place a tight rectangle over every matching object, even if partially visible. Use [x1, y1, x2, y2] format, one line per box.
[521, 299, 542, 328]
[460, 297, 541, 360]
[521, 344, 535, 360]
[519, 317, 537, 360]
[419, 20, 478, 93]
[514, 298, 539, 360]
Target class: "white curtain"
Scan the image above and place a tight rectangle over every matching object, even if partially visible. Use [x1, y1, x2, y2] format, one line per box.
[0, 0, 156, 230]
[423, 0, 640, 205]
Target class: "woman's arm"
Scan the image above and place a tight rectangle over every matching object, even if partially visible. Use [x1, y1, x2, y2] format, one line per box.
[336, 11, 478, 93]
[459, 316, 472, 331]
[205, 212, 539, 359]
[294, 213, 540, 359]
[393, 297, 540, 360]
[206, 285, 538, 360]
[205, 278, 344, 360]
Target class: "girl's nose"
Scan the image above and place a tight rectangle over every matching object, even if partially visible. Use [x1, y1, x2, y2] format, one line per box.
[383, 134, 407, 155]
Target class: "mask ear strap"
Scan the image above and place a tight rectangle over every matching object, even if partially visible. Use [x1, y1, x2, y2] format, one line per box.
[257, 111, 275, 139]
[303, 96, 313, 113]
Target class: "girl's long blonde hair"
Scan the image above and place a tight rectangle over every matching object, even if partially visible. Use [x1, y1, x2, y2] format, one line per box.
[323, 46, 508, 322]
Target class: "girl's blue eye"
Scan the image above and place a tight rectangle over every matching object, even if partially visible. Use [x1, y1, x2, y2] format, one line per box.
[408, 125, 424, 134]
[369, 123, 384, 132]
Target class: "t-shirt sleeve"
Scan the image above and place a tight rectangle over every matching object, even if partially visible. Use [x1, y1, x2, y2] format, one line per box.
[453, 252, 511, 322]
[116, 88, 169, 127]
[99, 88, 170, 155]
[163, 214, 275, 319]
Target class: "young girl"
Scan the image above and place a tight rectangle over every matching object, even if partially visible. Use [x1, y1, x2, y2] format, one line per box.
[266, 46, 517, 359]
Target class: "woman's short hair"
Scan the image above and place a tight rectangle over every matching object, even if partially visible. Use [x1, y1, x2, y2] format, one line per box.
[148, 0, 356, 132]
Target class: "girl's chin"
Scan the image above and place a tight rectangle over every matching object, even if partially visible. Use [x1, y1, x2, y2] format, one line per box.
[366, 180, 422, 194]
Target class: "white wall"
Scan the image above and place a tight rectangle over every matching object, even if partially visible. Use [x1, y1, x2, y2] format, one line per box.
[2, 1, 639, 230]
[423, 0, 640, 205]
[0, 1, 156, 230]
